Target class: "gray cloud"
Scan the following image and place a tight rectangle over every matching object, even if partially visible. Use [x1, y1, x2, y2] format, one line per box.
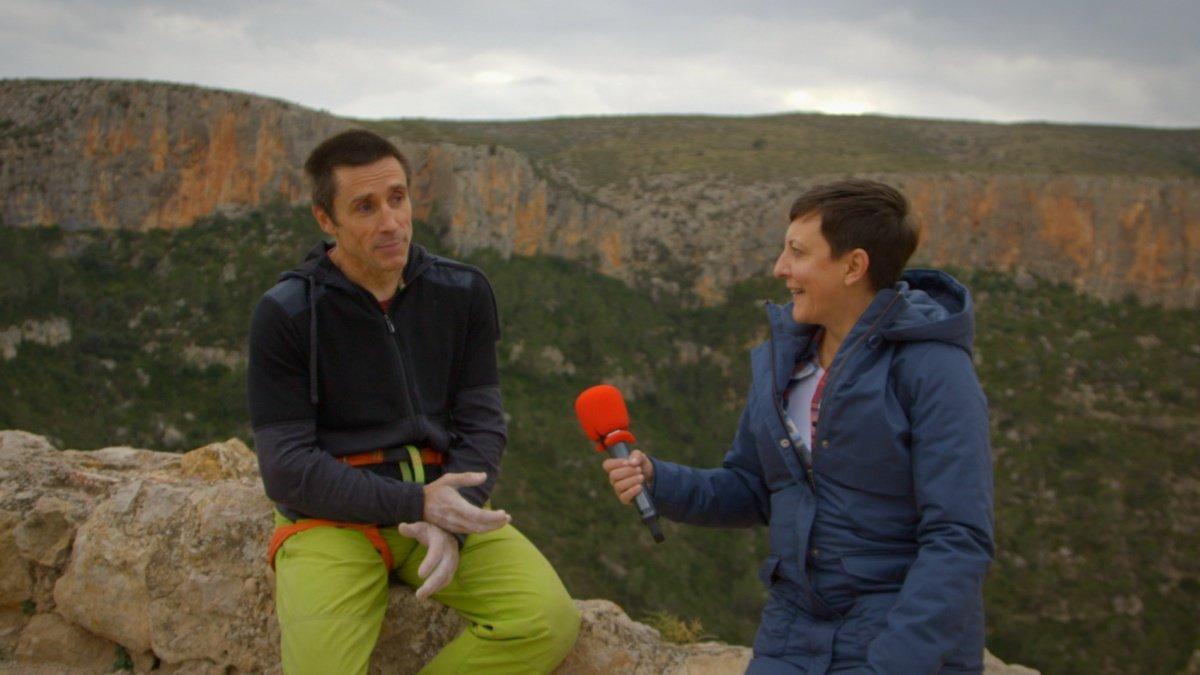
[0, 0, 1196, 126]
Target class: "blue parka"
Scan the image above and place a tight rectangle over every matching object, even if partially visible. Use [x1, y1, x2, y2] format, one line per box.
[649, 269, 995, 674]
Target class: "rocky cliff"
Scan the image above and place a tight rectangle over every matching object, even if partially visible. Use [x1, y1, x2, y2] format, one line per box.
[2, 79, 1196, 308]
[0, 430, 1037, 674]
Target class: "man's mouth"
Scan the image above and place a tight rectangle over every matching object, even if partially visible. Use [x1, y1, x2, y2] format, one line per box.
[376, 240, 405, 251]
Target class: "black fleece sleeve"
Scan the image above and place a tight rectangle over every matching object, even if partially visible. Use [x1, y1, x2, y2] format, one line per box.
[247, 295, 424, 524]
[443, 274, 506, 507]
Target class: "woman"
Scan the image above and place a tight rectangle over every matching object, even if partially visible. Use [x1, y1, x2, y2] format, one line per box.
[603, 179, 994, 674]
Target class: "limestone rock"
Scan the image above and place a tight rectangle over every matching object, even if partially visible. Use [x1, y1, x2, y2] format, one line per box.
[984, 649, 1042, 674]
[177, 438, 258, 481]
[14, 496, 82, 568]
[4, 80, 1198, 309]
[0, 80, 348, 232]
[0, 511, 33, 606]
[0, 606, 30, 660]
[0, 429, 1038, 674]
[0, 429, 57, 458]
[14, 612, 118, 671]
[556, 599, 751, 674]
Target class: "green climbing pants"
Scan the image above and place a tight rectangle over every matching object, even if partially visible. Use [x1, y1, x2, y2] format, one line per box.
[272, 511, 580, 674]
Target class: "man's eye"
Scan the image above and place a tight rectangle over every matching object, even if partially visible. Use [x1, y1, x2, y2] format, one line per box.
[389, 193, 406, 206]
[357, 202, 374, 213]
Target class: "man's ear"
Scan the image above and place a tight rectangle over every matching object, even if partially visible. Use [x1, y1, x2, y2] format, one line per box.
[844, 248, 871, 287]
[312, 205, 337, 237]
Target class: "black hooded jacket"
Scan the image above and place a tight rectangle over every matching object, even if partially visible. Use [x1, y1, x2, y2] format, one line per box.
[247, 241, 505, 525]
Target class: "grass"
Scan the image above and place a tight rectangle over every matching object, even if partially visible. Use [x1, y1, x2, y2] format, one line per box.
[369, 114, 1200, 189]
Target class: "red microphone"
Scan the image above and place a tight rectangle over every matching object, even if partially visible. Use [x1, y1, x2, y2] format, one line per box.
[575, 385, 665, 543]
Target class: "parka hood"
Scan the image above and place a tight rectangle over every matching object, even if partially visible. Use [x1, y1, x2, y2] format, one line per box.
[880, 269, 975, 352]
[767, 268, 975, 355]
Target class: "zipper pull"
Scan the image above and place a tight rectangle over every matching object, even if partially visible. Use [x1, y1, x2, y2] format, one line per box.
[383, 314, 396, 334]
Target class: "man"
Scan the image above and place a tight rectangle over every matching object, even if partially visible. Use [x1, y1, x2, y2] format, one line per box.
[604, 179, 994, 673]
[248, 129, 579, 674]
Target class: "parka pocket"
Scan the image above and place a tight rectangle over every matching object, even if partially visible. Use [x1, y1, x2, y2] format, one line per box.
[820, 453, 913, 496]
[838, 552, 914, 586]
[757, 554, 781, 588]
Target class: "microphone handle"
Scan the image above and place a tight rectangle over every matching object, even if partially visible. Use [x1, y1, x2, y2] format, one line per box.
[607, 440, 665, 543]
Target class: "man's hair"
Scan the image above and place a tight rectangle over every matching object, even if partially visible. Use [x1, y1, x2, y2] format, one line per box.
[788, 179, 918, 290]
[304, 129, 412, 217]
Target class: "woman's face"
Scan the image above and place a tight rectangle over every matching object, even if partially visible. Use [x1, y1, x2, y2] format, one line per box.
[772, 213, 848, 326]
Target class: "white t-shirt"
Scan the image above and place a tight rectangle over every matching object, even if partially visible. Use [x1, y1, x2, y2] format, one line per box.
[784, 358, 825, 453]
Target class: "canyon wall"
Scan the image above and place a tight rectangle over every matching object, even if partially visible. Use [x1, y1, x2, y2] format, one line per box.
[2, 79, 1195, 308]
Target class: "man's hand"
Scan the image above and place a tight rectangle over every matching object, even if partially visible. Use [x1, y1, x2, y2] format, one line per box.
[396, 522, 459, 600]
[602, 449, 654, 504]
[422, 472, 511, 534]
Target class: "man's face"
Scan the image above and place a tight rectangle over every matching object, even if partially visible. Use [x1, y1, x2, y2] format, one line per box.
[772, 213, 849, 326]
[315, 156, 412, 278]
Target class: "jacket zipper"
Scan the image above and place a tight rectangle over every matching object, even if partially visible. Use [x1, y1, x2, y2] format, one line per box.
[768, 321, 817, 490]
[810, 294, 903, 460]
[382, 311, 421, 422]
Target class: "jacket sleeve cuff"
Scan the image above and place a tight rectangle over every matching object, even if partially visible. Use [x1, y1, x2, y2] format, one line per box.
[647, 457, 688, 521]
[394, 482, 424, 525]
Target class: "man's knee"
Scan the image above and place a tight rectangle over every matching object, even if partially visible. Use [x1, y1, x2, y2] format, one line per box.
[541, 593, 581, 657]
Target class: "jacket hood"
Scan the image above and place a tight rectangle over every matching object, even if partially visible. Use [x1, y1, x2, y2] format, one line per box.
[766, 268, 975, 354]
[280, 240, 438, 290]
[880, 269, 974, 352]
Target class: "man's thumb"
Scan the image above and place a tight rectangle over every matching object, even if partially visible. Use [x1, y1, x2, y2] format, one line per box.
[397, 522, 421, 538]
[437, 471, 487, 488]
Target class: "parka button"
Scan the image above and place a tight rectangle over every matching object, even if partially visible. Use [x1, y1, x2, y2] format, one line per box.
[821, 440, 830, 448]
[810, 548, 820, 557]
[779, 438, 791, 448]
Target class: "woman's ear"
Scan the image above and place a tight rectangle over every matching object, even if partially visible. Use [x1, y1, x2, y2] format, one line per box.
[844, 248, 871, 287]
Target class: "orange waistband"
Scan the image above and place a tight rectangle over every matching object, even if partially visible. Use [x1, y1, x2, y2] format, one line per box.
[338, 446, 443, 468]
[267, 520, 394, 571]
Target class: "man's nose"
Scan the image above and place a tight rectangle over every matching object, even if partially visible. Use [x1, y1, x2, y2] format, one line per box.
[380, 205, 405, 229]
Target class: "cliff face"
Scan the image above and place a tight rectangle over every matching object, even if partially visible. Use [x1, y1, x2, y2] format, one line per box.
[0, 80, 347, 231]
[2, 80, 1197, 308]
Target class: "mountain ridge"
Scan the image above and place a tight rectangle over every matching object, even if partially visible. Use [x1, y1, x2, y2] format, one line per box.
[2, 78, 1197, 308]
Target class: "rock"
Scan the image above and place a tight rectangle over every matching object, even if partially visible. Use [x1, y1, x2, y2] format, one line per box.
[13, 496, 79, 567]
[0, 511, 34, 606]
[556, 599, 751, 674]
[178, 438, 258, 481]
[0, 430, 56, 459]
[14, 612, 118, 670]
[1014, 268, 1037, 291]
[5, 80, 1200, 309]
[984, 649, 1042, 674]
[0, 429, 1039, 673]
[181, 344, 244, 371]
[0, 606, 30, 660]
[1135, 334, 1162, 350]
[0, 318, 71, 361]
[536, 345, 578, 376]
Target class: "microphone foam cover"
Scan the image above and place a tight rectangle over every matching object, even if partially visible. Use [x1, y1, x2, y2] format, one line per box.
[574, 384, 630, 442]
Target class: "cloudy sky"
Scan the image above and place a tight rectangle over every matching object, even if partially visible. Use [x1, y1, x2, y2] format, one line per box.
[1, 0, 1197, 127]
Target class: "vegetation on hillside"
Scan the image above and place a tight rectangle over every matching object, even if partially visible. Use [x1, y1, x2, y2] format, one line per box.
[371, 114, 1200, 189]
[1, 204, 1198, 674]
